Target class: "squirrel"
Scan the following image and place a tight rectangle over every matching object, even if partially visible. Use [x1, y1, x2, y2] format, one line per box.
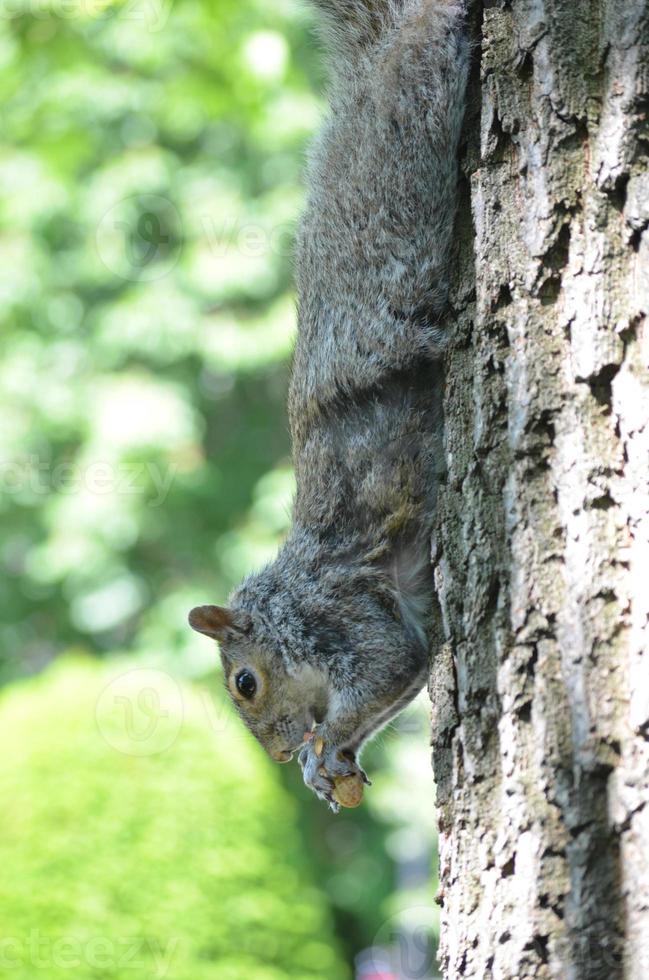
[189, 0, 469, 811]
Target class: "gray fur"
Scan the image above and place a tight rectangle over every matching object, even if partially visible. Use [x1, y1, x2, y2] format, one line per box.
[189, 0, 469, 810]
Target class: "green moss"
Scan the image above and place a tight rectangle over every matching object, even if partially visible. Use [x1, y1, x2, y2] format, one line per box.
[0, 658, 348, 979]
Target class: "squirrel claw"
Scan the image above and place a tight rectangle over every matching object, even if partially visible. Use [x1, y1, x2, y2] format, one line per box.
[298, 736, 367, 810]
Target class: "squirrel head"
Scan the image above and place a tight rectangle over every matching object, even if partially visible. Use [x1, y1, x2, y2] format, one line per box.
[188, 604, 327, 763]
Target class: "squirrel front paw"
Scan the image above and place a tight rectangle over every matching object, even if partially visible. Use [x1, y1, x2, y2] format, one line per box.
[298, 736, 370, 813]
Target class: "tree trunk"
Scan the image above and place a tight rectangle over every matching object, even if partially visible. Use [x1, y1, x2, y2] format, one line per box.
[430, 2, 649, 977]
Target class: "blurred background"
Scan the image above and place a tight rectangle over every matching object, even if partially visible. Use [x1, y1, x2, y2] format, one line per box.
[0, 0, 441, 975]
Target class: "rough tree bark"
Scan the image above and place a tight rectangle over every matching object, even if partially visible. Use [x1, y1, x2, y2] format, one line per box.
[430, 1, 649, 978]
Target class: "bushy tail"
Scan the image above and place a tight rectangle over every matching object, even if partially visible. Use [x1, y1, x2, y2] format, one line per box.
[306, 0, 407, 59]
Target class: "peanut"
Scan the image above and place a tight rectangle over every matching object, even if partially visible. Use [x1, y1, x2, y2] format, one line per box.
[332, 773, 364, 808]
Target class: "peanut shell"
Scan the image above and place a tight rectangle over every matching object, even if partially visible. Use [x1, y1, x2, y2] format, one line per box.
[332, 773, 364, 808]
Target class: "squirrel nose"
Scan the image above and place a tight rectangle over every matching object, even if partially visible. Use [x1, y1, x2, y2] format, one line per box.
[270, 748, 293, 763]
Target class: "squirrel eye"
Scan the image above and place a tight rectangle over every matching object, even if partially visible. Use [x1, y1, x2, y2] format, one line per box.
[235, 670, 257, 699]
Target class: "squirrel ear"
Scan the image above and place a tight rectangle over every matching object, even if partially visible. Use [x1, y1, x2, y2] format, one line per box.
[188, 605, 249, 640]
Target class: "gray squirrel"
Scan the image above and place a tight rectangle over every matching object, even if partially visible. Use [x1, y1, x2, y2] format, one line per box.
[189, 0, 469, 811]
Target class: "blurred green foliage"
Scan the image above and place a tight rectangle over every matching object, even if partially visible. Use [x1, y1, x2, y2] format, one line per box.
[0, 657, 349, 978]
[0, 0, 439, 968]
[0, 0, 323, 682]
